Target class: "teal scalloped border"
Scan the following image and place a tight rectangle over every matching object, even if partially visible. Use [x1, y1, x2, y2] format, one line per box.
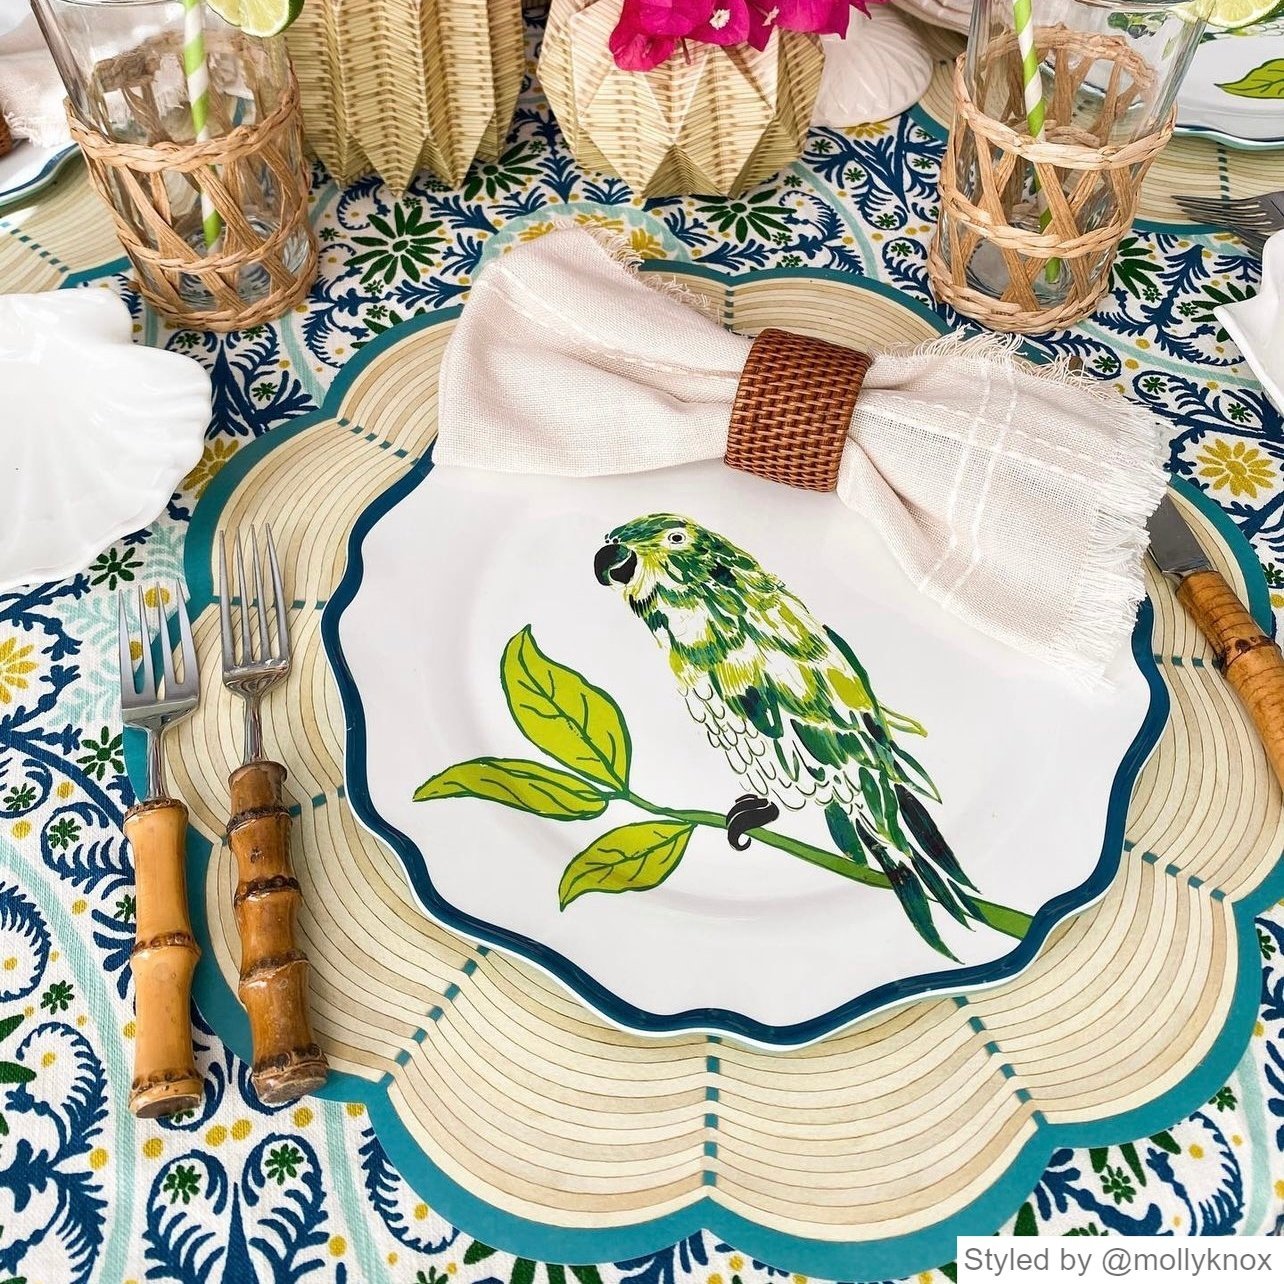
[152, 264, 1282, 1278]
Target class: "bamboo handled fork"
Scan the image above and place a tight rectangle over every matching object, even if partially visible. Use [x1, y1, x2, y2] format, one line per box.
[218, 525, 328, 1105]
[117, 585, 203, 1119]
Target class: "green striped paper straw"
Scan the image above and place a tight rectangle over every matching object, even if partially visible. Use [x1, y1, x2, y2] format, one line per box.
[181, 0, 222, 249]
[1012, 0, 1060, 283]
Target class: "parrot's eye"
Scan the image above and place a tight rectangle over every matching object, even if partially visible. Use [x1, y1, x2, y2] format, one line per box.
[666, 530, 687, 546]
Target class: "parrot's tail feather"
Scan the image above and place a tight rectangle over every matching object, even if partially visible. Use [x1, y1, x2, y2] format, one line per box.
[910, 854, 979, 928]
[872, 851, 959, 962]
[888, 741, 942, 803]
[894, 784, 978, 891]
[824, 801, 870, 868]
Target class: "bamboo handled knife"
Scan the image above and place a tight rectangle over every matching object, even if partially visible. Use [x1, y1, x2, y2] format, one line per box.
[1149, 492, 1284, 789]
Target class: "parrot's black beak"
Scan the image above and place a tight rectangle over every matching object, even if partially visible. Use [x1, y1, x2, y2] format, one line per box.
[594, 541, 638, 587]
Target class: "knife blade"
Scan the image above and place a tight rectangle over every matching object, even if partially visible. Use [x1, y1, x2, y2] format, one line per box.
[1148, 491, 1284, 789]
[1147, 492, 1214, 582]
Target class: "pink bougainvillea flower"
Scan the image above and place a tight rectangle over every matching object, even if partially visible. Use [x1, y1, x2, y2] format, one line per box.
[690, 0, 751, 45]
[745, 0, 880, 49]
[609, 23, 680, 70]
[633, 0, 714, 35]
[745, 0, 776, 49]
[611, 0, 885, 68]
[777, 0, 858, 35]
[610, 0, 682, 69]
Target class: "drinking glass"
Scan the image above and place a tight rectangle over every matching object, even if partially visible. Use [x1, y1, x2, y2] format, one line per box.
[33, 0, 314, 325]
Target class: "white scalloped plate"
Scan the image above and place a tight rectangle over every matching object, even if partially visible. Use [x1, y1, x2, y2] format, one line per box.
[1, 290, 210, 590]
[329, 457, 1163, 1047]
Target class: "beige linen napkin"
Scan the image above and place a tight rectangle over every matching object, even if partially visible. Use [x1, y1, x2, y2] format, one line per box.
[437, 228, 1169, 686]
[0, 10, 70, 148]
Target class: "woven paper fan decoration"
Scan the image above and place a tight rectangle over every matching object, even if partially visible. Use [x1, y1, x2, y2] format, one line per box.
[285, 0, 524, 191]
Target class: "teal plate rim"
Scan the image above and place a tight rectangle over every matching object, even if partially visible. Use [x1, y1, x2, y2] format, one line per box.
[154, 262, 1283, 1278]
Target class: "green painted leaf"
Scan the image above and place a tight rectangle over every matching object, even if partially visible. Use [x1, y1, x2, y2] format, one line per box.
[558, 821, 693, 909]
[413, 758, 607, 819]
[502, 627, 630, 790]
[0, 1014, 22, 1043]
[511, 1260, 536, 1284]
[1013, 1201, 1039, 1236]
[1218, 58, 1284, 99]
[0, 1061, 34, 1085]
[463, 1242, 496, 1265]
[568, 1267, 603, 1284]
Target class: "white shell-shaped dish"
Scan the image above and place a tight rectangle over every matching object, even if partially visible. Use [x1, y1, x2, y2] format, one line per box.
[815, 7, 935, 127]
[887, 0, 970, 36]
[1, 290, 210, 590]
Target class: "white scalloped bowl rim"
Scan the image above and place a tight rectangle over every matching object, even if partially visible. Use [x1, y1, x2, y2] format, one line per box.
[2, 289, 211, 591]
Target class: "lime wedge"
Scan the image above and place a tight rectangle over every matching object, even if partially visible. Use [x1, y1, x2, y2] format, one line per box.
[1183, 0, 1284, 30]
[207, 0, 304, 38]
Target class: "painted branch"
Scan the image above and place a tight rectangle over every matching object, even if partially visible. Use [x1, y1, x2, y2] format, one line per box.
[1178, 569, 1284, 790]
[228, 760, 328, 1105]
[126, 798, 203, 1118]
[626, 793, 1034, 940]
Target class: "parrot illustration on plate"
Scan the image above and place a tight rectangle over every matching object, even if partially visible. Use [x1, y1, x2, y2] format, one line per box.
[593, 512, 980, 957]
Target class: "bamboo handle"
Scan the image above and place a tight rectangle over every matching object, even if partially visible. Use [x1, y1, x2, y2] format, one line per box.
[1178, 569, 1284, 789]
[125, 798, 202, 1119]
[228, 760, 328, 1104]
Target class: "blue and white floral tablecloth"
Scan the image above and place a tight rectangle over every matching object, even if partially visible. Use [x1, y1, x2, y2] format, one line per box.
[2, 27, 1284, 1284]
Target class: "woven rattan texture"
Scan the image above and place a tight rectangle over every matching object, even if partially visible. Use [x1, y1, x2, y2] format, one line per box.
[539, 0, 823, 197]
[284, 0, 524, 191]
[66, 65, 316, 332]
[726, 327, 870, 492]
[928, 29, 1172, 333]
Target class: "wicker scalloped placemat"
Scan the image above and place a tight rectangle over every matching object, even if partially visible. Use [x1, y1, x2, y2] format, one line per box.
[165, 263, 1284, 1273]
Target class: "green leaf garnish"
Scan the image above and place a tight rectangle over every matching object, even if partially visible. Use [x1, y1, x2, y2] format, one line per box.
[501, 627, 630, 790]
[558, 821, 693, 909]
[1218, 58, 1284, 99]
[414, 758, 608, 820]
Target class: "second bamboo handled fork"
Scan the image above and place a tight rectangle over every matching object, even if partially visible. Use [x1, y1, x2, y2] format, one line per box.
[219, 526, 328, 1105]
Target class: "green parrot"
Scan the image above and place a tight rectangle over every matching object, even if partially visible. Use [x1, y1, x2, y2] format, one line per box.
[593, 512, 980, 957]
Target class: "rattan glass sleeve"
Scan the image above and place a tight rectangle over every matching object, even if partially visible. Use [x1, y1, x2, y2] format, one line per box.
[66, 72, 317, 332]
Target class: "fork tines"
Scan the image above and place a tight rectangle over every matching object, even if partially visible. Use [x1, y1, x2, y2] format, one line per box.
[217, 525, 291, 671]
[1174, 193, 1281, 252]
[116, 582, 199, 713]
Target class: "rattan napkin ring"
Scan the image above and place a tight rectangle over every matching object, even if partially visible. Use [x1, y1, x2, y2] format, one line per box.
[726, 327, 871, 492]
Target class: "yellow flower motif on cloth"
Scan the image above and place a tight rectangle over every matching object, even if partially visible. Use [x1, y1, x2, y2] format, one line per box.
[629, 228, 664, 260]
[1197, 438, 1277, 499]
[843, 122, 886, 139]
[517, 218, 661, 260]
[184, 438, 238, 498]
[518, 221, 556, 243]
[0, 636, 37, 705]
[574, 212, 625, 233]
